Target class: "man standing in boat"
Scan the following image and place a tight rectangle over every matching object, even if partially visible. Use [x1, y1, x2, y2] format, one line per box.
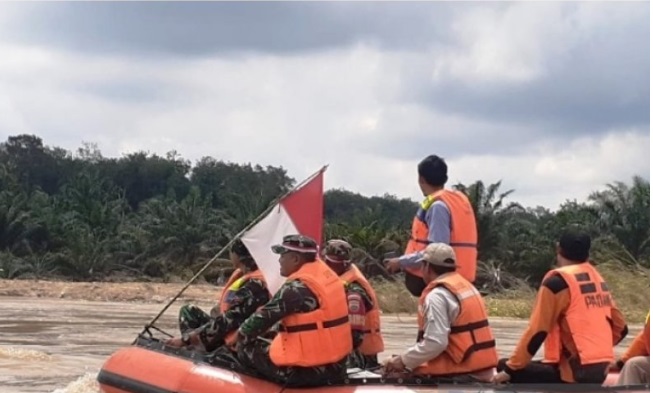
[321, 239, 384, 370]
[384, 154, 478, 297]
[165, 240, 270, 352]
[235, 234, 353, 387]
[383, 242, 498, 382]
[492, 230, 628, 384]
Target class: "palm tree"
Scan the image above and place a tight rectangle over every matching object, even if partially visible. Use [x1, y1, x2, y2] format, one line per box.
[588, 176, 650, 263]
[453, 180, 523, 261]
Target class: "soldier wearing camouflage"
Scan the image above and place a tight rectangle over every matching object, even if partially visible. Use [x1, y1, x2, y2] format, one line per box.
[170, 240, 270, 352]
[322, 239, 383, 370]
[236, 234, 349, 387]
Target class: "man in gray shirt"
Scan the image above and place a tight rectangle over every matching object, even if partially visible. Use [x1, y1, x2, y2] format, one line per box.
[385, 154, 477, 297]
[383, 243, 497, 382]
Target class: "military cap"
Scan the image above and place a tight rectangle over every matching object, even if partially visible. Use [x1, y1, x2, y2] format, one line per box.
[271, 234, 318, 254]
[322, 239, 352, 263]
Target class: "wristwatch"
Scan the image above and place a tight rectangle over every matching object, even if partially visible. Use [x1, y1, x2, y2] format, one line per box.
[181, 332, 192, 346]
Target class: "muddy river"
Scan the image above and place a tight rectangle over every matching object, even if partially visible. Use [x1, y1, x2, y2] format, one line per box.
[0, 297, 641, 393]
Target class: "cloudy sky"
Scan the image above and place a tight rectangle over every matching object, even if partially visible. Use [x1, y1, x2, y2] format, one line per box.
[0, 2, 649, 209]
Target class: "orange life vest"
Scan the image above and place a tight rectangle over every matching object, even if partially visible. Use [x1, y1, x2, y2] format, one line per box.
[541, 263, 614, 367]
[404, 189, 478, 283]
[340, 264, 384, 356]
[414, 273, 497, 376]
[218, 268, 243, 311]
[270, 260, 353, 367]
[222, 269, 268, 348]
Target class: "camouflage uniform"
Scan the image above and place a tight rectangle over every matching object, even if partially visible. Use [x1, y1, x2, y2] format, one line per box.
[236, 235, 348, 387]
[179, 270, 270, 352]
[322, 239, 379, 370]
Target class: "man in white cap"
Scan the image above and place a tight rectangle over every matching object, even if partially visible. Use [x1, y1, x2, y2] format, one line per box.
[383, 243, 497, 382]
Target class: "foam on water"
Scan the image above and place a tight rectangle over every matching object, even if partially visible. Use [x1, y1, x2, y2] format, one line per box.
[51, 373, 100, 393]
[0, 346, 52, 361]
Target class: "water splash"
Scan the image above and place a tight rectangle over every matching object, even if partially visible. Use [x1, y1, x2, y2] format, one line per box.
[0, 346, 52, 361]
[52, 373, 100, 393]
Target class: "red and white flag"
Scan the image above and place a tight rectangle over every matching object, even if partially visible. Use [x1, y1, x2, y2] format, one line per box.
[241, 167, 326, 294]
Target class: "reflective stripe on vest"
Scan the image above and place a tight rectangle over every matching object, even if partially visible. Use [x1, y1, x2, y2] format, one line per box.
[541, 263, 614, 366]
[269, 260, 353, 367]
[340, 264, 385, 355]
[414, 273, 498, 376]
[219, 268, 244, 313]
[404, 189, 478, 283]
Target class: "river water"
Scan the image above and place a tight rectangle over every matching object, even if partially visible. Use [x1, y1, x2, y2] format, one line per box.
[0, 296, 641, 393]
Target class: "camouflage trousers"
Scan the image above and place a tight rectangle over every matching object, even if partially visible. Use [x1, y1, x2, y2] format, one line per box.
[178, 304, 212, 334]
[237, 337, 348, 387]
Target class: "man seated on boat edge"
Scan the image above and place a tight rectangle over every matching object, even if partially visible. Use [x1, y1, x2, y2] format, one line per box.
[383, 243, 498, 383]
[609, 311, 649, 386]
[164, 240, 271, 353]
[492, 229, 629, 385]
[234, 234, 353, 387]
[321, 239, 385, 370]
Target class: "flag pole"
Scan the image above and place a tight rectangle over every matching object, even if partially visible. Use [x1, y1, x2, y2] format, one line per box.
[140, 164, 328, 335]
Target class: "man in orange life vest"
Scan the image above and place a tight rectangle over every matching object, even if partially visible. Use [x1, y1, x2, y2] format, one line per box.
[235, 234, 353, 387]
[383, 243, 498, 382]
[165, 240, 270, 352]
[321, 239, 384, 369]
[493, 230, 628, 384]
[609, 312, 649, 385]
[385, 155, 478, 297]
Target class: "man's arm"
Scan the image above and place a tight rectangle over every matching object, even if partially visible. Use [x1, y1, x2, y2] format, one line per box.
[609, 303, 629, 347]
[505, 274, 569, 374]
[238, 279, 317, 338]
[619, 317, 649, 365]
[198, 278, 270, 350]
[348, 288, 366, 349]
[399, 201, 451, 269]
[400, 287, 459, 370]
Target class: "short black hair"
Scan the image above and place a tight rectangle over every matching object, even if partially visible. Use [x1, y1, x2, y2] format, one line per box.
[558, 230, 591, 263]
[231, 239, 251, 257]
[418, 155, 448, 187]
[231, 240, 255, 268]
[298, 252, 317, 263]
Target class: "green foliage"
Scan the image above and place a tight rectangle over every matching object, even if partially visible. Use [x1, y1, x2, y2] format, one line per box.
[0, 134, 648, 289]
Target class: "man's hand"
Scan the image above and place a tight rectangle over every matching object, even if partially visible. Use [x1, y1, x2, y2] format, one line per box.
[382, 355, 409, 377]
[384, 258, 402, 274]
[606, 360, 621, 373]
[491, 371, 511, 384]
[164, 337, 185, 348]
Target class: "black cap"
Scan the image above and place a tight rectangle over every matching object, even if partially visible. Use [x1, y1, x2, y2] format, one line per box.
[271, 234, 318, 254]
[558, 230, 591, 262]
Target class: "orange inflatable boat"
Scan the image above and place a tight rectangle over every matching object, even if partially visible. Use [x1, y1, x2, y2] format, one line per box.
[97, 337, 647, 393]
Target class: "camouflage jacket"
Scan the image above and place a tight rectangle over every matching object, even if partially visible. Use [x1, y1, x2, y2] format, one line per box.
[198, 277, 270, 351]
[238, 279, 318, 339]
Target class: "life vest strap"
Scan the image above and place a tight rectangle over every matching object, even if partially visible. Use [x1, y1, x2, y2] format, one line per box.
[461, 339, 496, 362]
[450, 319, 490, 334]
[279, 315, 349, 333]
[409, 236, 431, 245]
[449, 242, 477, 248]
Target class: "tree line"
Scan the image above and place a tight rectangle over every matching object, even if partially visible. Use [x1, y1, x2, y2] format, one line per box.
[0, 134, 648, 291]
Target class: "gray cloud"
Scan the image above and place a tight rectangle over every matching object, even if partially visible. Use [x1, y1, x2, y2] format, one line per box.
[0, 2, 461, 57]
[0, 1, 648, 209]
